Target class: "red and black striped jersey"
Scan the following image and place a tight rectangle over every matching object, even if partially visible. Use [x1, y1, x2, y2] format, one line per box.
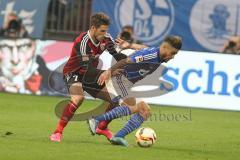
[63, 31, 121, 75]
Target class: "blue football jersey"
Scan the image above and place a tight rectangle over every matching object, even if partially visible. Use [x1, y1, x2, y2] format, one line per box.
[123, 47, 161, 83]
[130, 47, 160, 64]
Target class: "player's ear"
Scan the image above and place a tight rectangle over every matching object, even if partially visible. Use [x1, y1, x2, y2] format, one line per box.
[90, 25, 96, 31]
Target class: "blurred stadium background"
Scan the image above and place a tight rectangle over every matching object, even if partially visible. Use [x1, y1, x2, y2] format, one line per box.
[0, 0, 239, 160]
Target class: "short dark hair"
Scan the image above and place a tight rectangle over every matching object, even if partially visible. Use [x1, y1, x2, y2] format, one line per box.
[90, 12, 110, 28]
[164, 35, 182, 50]
[122, 25, 133, 32]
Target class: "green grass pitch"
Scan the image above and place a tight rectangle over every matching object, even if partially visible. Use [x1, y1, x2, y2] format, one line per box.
[0, 92, 239, 160]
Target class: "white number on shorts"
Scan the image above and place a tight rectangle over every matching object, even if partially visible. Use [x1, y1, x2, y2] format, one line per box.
[73, 75, 78, 82]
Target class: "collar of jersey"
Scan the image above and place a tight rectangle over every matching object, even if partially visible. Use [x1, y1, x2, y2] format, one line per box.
[87, 30, 100, 47]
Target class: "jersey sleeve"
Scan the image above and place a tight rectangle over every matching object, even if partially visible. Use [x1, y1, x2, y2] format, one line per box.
[130, 47, 159, 63]
[105, 33, 127, 61]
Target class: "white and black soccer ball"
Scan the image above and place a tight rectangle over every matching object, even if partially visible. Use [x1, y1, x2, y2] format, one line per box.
[135, 127, 157, 147]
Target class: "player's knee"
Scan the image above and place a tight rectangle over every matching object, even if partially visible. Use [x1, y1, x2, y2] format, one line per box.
[119, 97, 138, 113]
[137, 101, 151, 120]
[144, 107, 151, 119]
[71, 95, 84, 106]
[137, 101, 149, 109]
[123, 97, 136, 106]
[139, 109, 151, 120]
[130, 105, 138, 114]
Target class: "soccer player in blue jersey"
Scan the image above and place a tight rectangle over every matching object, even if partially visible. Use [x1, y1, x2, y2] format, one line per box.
[88, 35, 182, 146]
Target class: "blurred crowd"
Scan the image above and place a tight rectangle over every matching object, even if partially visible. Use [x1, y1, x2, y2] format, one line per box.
[118, 25, 141, 44]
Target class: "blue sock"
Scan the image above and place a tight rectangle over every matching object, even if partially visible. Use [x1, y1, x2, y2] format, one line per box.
[115, 113, 145, 138]
[95, 105, 131, 122]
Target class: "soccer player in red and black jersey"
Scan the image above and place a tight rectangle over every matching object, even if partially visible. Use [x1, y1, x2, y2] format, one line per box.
[50, 12, 127, 142]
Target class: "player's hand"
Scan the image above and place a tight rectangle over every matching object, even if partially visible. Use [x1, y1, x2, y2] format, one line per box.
[106, 40, 115, 52]
[97, 70, 111, 85]
[115, 38, 130, 49]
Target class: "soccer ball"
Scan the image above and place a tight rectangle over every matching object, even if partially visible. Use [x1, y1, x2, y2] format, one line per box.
[135, 127, 157, 147]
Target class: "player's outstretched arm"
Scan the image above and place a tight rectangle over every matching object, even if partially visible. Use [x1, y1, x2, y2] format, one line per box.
[115, 38, 148, 50]
[105, 39, 127, 61]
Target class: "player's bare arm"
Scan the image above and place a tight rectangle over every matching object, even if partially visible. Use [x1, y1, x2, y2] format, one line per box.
[115, 38, 148, 50]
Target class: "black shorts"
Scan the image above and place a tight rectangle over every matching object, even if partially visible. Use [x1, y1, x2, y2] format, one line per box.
[63, 68, 106, 98]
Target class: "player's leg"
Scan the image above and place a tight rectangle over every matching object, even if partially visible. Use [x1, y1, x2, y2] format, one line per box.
[83, 67, 123, 139]
[87, 74, 136, 140]
[94, 74, 136, 127]
[88, 97, 137, 135]
[97, 97, 136, 130]
[54, 83, 85, 133]
[92, 101, 115, 140]
[97, 101, 114, 130]
[93, 90, 137, 141]
[83, 80, 117, 140]
[50, 74, 84, 142]
[111, 101, 150, 146]
[90, 101, 135, 125]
